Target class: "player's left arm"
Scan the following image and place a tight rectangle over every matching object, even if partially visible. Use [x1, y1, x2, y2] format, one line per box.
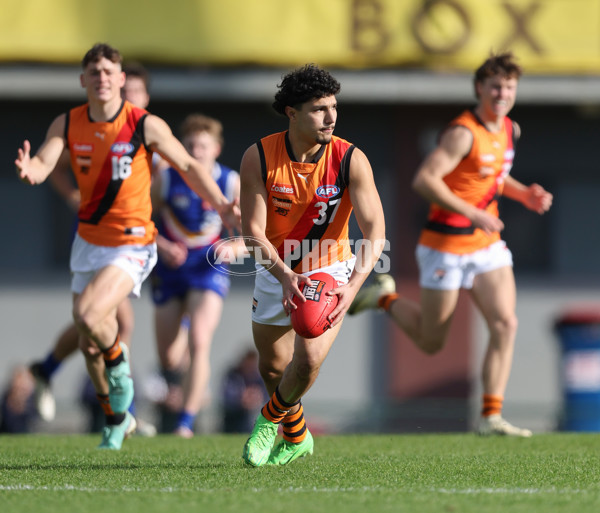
[150, 166, 189, 268]
[16, 114, 67, 185]
[215, 171, 247, 262]
[239, 144, 311, 313]
[328, 148, 386, 326]
[48, 149, 80, 212]
[502, 175, 553, 214]
[144, 114, 241, 232]
[502, 121, 552, 214]
[501, 121, 552, 214]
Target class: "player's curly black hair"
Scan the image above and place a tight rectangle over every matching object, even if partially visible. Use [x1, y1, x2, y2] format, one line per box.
[272, 64, 341, 116]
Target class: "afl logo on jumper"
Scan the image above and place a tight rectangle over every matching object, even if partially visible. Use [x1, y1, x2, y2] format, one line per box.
[316, 185, 340, 199]
[111, 142, 135, 155]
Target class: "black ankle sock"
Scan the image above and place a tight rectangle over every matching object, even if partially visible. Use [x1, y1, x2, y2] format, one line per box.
[106, 413, 126, 426]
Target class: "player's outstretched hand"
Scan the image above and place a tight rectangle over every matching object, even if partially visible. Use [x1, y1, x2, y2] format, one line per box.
[15, 140, 33, 184]
[219, 198, 242, 235]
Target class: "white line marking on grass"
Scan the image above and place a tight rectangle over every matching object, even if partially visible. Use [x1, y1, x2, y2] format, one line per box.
[0, 484, 589, 495]
[432, 487, 587, 495]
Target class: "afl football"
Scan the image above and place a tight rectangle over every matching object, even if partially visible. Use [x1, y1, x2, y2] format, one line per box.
[291, 272, 338, 339]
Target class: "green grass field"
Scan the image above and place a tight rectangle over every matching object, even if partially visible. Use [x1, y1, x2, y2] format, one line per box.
[1, 433, 599, 513]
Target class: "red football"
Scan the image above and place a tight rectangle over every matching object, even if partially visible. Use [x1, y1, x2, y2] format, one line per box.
[291, 272, 339, 339]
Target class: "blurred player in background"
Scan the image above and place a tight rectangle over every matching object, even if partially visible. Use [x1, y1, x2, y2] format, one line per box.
[28, 61, 163, 436]
[221, 348, 268, 433]
[0, 365, 37, 434]
[240, 64, 386, 466]
[349, 52, 552, 437]
[151, 113, 244, 437]
[16, 42, 240, 449]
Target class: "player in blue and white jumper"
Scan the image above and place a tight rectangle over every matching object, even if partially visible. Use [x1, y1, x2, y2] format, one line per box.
[151, 113, 244, 437]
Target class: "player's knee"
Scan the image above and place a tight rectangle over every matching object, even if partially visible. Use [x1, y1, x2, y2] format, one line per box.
[293, 357, 321, 382]
[490, 314, 518, 339]
[73, 295, 103, 333]
[259, 363, 283, 386]
[79, 341, 101, 359]
[189, 335, 211, 355]
[72, 307, 93, 338]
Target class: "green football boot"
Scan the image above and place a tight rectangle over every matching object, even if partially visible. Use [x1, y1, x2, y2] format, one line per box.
[242, 413, 278, 467]
[97, 412, 137, 450]
[106, 342, 134, 414]
[268, 429, 314, 465]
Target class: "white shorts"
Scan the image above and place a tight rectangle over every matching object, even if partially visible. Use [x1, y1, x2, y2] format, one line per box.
[70, 233, 157, 298]
[416, 240, 513, 291]
[251, 257, 356, 326]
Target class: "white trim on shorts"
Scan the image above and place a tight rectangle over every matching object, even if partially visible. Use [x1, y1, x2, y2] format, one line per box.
[70, 233, 158, 298]
[416, 240, 513, 291]
[251, 256, 356, 326]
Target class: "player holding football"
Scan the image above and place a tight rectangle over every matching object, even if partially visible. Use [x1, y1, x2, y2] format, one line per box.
[240, 64, 386, 466]
[15, 43, 240, 449]
[349, 52, 552, 436]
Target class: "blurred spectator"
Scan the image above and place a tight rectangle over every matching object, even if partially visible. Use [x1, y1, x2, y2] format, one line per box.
[221, 349, 268, 433]
[1, 365, 37, 433]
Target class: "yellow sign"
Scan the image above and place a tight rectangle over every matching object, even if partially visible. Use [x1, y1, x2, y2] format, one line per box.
[1, 0, 599, 73]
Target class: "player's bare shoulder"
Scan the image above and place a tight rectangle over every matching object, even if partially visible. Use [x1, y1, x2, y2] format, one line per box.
[512, 120, 521, 141]
[439, 124, 474, 159]
[239, 143, 262, 181]
[347, 145, 375, 182]
[141, 114, 172, 145]
[47, 113, 68, 139]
